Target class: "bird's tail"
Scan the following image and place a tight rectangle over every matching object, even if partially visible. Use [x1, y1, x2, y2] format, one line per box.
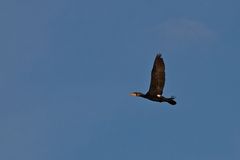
[166, 97, 176, 105]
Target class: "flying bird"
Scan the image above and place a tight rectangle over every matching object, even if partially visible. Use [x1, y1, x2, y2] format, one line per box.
[130, 54, 176, 105]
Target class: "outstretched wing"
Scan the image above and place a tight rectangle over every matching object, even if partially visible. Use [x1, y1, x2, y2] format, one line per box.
[147, 54, 165, 96]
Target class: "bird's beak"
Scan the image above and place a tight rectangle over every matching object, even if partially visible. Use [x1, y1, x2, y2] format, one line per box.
[129, 93, 136, 96]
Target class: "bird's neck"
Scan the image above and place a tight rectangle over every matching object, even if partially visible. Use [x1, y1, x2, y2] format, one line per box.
[139, 93, 147, 98]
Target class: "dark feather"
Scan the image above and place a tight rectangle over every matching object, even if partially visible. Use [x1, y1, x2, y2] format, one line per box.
[147, 54, 165, 96]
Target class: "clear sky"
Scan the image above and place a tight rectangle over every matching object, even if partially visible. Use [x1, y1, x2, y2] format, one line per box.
[1, 0, 240, 160]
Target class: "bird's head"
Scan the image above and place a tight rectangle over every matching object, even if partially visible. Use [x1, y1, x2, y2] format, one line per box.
[129, 92, 144, 97]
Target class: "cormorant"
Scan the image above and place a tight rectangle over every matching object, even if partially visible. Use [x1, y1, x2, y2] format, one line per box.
[130, 54, 176, 105]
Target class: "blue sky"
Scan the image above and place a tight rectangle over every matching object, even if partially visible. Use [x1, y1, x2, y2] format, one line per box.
[1, 0, 240, 159]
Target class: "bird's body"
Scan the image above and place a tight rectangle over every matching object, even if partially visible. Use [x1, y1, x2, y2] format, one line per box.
[130, 54, 176, 105]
